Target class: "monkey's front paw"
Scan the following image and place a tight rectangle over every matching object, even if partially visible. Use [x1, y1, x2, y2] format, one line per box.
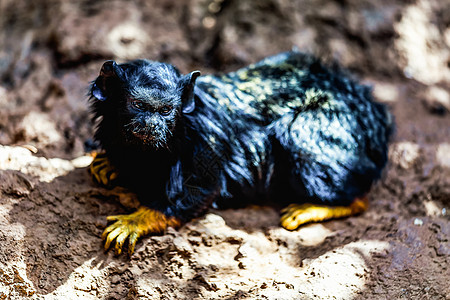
[89, 152, 119, 187]
[280, 197, 368, 231]
[102, 207, 181, 255]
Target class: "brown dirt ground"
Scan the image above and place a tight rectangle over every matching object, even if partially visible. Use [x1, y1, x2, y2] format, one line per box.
[0, 0, 449, 299]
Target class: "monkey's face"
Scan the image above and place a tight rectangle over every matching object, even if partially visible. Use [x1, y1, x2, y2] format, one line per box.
[122, 86, 180, 149]
[91, 60, 200, 150]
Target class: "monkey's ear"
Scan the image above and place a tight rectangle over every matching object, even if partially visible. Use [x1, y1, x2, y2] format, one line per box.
[180, 70, 201, 113]
[91, 60, 125, 101]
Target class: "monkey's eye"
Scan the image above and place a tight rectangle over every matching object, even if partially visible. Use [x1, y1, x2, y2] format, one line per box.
[159, 106, 172, 116]
[131, 100, 145, 111]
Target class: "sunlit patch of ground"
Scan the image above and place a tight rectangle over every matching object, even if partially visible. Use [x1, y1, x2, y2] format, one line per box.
[0, 147, 390, 299]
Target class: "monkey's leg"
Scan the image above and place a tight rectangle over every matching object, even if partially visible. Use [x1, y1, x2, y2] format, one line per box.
[102, 207, 181, 255]
[280, 196, 368, 230]
[89, 152, 119, 187]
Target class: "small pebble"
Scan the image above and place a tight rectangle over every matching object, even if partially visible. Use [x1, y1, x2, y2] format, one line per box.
[413, 218, 423, 226]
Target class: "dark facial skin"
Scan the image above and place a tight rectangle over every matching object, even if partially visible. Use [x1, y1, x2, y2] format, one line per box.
[122, 83, 181, 149]
[91, 60, 199, 151]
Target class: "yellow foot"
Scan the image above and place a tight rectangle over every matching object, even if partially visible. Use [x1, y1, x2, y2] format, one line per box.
[102, 207, 181, 255]
[280, 197, 368, 230]
[89, 151, 119, 187]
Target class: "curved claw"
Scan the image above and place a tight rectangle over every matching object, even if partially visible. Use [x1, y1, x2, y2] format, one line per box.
[114, 230, 129, 255]
[102, 221, 119, 240]
[128, 232, 139, 256]
[106, 215, 123, 222]
[104, 226, 123, 251]
[102, 207, 181, 255]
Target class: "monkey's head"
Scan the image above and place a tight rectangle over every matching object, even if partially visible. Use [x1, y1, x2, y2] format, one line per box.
[90, 60, 200, 150]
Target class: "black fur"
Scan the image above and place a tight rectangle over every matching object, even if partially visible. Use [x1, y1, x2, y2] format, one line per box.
[90, 51, 393, 222]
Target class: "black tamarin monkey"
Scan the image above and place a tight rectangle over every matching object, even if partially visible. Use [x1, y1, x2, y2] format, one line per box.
[89, 51, 393, 255]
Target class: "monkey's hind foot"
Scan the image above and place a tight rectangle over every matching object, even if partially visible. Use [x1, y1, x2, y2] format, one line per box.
[89, 152, 119, 187]
[102, 207, 181, 255]
[280, 196, 368, 230]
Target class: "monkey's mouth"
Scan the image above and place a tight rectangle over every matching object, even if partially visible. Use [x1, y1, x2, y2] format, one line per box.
[128, 126, 170, 149]
[132, 131, 155, 143]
